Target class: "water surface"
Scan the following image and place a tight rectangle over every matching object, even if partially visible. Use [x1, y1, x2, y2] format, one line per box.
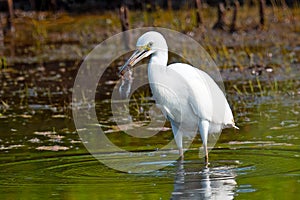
[1, 65, 299, 199]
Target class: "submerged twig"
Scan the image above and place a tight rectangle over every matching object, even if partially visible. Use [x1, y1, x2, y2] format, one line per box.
[119, 4, 130, 50]
[195, 0, 203, 27]
[230, 0, 239, 33]
[259, 0, 266, 28]
[213, 3, 226, 30]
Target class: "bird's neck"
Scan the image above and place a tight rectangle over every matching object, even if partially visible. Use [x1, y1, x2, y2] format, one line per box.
[148, 49, 168, 94]
[147, 49, 168, 102]
[149, 50, 168, 69]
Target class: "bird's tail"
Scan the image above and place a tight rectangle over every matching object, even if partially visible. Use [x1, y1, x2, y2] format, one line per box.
[224, 122, 239, 130]
[232, 124, 239, 130]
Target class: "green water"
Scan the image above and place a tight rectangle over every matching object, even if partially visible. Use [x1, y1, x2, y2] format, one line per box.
[1, 88, 299, 199]
[0, 50, 299, 199]
[0, 7, 299, 199]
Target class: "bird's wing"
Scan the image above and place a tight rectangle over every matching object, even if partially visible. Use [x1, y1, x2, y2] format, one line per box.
[167, 63, 234, 125]
[149, 64, 190, 123]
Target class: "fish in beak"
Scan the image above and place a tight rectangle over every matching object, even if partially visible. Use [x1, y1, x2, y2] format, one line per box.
[119, 43, 153, 76]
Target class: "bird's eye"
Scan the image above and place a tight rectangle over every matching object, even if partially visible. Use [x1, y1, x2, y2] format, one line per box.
[144, 42, 153, 51]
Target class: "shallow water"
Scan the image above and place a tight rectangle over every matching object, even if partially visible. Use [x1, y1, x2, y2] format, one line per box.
[0, 140, 299, 199]
[1, 29, 300, 199]
[1, 70, 299, 199]
[1, 8, 300, 199]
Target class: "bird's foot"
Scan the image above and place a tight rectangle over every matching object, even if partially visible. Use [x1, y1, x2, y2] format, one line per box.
[204, 161, 210, 168]
[204, 155, 210, 167]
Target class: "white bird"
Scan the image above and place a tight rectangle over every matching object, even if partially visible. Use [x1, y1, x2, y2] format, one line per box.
[119, 31, 238, 163]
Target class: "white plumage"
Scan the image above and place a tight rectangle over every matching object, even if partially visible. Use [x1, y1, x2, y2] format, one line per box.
[119, 31, 238, 163]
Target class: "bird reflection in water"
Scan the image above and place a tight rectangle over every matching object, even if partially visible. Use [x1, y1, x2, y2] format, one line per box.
[171, 161, 237, 200]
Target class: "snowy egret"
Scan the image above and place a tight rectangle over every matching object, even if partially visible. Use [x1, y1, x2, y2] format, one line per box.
[119, 31, 238, 163]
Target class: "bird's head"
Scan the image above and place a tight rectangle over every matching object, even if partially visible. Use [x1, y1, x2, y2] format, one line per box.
[119, 31, 168, 76]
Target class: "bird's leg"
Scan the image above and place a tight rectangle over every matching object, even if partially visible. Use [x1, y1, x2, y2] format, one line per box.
[199, 120, 210, 165]
[170, 121, 184, 161]
[204, 144, 209, 164]
[179, 147, 184, 161]
[175, 133, 183, 160]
